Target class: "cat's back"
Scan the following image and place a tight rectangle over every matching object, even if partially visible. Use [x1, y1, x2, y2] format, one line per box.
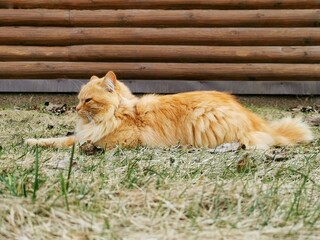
[136, 90, 240, 114]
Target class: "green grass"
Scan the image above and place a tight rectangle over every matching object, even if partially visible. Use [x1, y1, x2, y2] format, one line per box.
[32, 146, 39, 202]
[0, 105, 319, 239]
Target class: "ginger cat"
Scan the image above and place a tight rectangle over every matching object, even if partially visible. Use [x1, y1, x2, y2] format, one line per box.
[26, 71, 313, 150]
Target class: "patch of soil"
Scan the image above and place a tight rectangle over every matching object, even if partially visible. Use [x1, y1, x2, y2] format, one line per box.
[0, 93, 78, 108]
[1, 94, 320, 109]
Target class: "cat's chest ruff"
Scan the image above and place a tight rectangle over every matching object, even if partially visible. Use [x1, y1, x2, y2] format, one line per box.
[75, 117, 119, 144]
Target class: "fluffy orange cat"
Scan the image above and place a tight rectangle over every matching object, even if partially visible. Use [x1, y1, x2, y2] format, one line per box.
[26, 71, 313, 150]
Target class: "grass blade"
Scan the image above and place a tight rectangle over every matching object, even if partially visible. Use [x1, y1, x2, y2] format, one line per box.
[32, 145, 39, 202]
[0, 175, 17, 196]
[59, 171, 69, 211]
[66, 144, 75, 191]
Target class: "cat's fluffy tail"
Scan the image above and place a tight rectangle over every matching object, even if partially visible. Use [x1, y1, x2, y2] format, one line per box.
[270, 117, 313, 146]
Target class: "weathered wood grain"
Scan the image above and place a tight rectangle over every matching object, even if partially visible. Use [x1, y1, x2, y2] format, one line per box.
[1, 9, 320, 27]
[1, 62, 320, 80]
[1, 27, 320, 46]
[1, 45, 320, 63]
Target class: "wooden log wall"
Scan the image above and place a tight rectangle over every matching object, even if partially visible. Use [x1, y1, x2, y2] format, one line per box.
[1, 0, 320, 94]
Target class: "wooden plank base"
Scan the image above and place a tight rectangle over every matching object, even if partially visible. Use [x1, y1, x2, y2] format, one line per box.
[0, 79, 319, 95]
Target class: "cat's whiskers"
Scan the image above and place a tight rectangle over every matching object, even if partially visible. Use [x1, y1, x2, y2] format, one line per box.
[85, 112, 94, 122]
[77, 109, 94, 122]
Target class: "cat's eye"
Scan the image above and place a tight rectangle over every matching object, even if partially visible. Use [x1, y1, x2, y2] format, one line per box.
[85, 98, 93, 103]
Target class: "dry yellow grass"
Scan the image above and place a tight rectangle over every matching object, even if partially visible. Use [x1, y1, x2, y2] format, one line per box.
[0, 105, 319, 240]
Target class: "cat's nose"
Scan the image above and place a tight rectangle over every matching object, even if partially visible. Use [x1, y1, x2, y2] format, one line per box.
[76, 104, 81, 112]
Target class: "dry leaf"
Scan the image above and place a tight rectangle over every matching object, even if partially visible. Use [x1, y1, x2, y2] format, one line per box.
[236, 153, 256, 173]
[290, 105, 320, 113]
[44, 102, 67, 115]
[265, 149, 289, 161]
[80, 141, 104, 155]
[306, 115, 320, 126]
[210, 142, 246, 154]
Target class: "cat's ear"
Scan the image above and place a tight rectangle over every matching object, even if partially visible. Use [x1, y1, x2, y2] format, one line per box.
[90, 75, 99, 81]
[102, 71, 117, 92]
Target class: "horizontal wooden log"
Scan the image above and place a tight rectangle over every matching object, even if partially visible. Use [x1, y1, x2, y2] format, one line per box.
[1, 62, 320, 81]
[1, 0, 320, 10]
[1, 27, 320, 46]
[1, 45, 320, 63]
[0, 46, 68, 61]
[0, 9, 68, 26]
[71, 10, 320, 28]
[1, 9, 320, 27]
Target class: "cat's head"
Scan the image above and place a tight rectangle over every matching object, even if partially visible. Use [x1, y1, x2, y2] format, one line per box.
[76, 71, 134, 121]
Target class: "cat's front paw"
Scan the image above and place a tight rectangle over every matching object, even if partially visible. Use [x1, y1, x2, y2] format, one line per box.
[25, 138, 39, 146]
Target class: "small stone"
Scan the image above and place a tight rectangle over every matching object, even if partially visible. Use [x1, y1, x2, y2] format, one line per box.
[55, 158, 78, 170]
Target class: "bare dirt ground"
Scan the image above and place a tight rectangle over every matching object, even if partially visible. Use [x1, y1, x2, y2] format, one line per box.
[1, 93, 320, 108]
[0, 96, 319, 240]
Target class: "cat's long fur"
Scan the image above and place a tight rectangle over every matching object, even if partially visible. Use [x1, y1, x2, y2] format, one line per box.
[26, 71, 313, 150]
